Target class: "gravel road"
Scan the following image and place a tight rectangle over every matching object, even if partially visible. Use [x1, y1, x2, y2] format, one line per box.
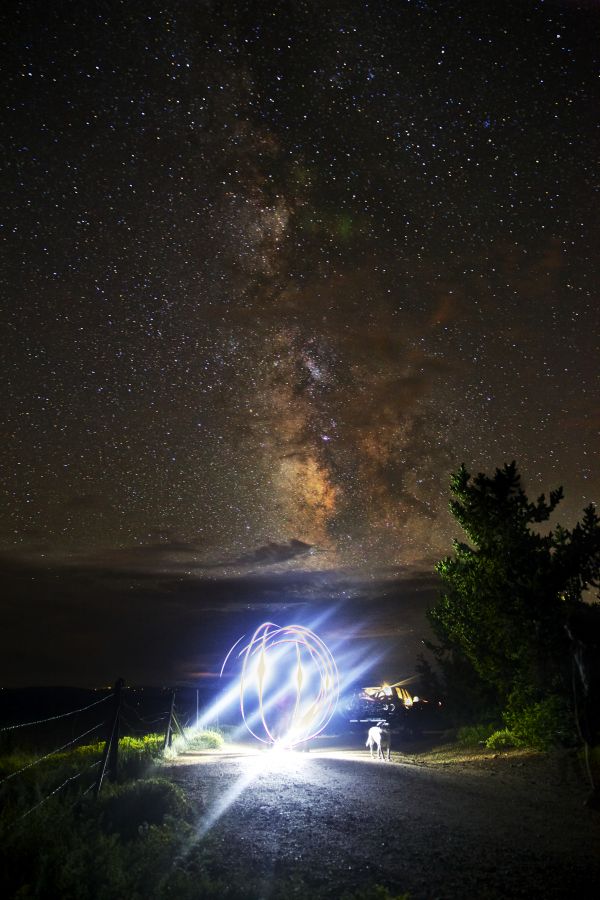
[165, 742, 600, 899]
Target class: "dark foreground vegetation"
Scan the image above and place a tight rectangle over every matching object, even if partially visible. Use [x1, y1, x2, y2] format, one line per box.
[419, 461, 600, 798]
[1, 734, 169, 898]
[1, 731, 247, 900]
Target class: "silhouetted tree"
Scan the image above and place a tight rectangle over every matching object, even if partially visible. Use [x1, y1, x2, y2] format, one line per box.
[426, 462, 600, 738]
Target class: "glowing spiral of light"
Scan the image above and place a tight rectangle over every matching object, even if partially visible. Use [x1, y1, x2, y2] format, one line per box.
[222, 622, 339, 748]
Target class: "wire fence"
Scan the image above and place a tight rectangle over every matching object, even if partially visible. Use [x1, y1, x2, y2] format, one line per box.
[0, 683, 198, 830]
[0, 721, 106, 787]
[123, 699, 170, 727]
[17, 759, 102, 823]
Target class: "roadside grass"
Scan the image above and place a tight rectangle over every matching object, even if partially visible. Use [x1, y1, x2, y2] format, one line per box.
[181, 729, 224, 751]
[0, 734, 165, 776]
[1, 733, 204, 898]
[1, 775, 198, 899]
[400, 738, 597, 788]
[407, 713, 596, 769]
[400, 741, 541, 767]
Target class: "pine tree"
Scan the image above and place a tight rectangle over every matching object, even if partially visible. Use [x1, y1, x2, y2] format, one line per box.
[427, 462, 600, 733]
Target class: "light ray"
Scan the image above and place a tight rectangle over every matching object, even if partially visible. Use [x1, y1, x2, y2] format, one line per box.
[222, 622, 339, 747]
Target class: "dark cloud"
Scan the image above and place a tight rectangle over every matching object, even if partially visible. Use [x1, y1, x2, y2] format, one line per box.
[93, 540, 206, 568]
[230, 539, 314, 568]
[43, 537, 315, 575]
[0, 552, 438, 687]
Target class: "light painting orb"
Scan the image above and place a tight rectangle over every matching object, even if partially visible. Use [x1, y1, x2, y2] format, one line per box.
[222, 622, 339, 748]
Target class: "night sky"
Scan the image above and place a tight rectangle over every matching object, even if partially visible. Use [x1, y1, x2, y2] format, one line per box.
[2, 1, 599, 688]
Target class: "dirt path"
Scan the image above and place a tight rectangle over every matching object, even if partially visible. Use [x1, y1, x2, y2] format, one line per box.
[165, 744, 600, 899]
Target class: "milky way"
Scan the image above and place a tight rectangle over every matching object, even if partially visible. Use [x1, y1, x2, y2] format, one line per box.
[2, 0, 599, 583]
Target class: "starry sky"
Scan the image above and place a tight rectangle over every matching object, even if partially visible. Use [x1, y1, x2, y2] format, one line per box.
[2, 1, 599, 687]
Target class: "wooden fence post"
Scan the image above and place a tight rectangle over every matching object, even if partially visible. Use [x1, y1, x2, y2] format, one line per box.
[95, 678, 125, 796]
[164, 689, 176, 751]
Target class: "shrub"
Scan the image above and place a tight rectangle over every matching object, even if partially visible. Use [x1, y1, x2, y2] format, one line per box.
[98, 778, 191, 840]
[0, 734, 164, 811]
[0, 778, 197, 900]
[117, 734, 164, 779]
[457, 723, 497, 746]
[186, 730, 224, 750]
[502, 694, 573, 751]
[485, 728, 517, 750]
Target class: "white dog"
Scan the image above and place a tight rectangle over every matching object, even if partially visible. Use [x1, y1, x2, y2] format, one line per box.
[366, 721, 391, 760]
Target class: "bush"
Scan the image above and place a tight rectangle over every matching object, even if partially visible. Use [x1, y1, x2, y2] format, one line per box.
[0, 778, 196, 899]
[0, 734, 166, 848]
[485, 728, 517, 750]
[185, 730, 224, 750]
[117, 734, 164, 779]
[98, 778, 191, 840]
[457, 723, 497, 746]
[502, 694, 573, 751]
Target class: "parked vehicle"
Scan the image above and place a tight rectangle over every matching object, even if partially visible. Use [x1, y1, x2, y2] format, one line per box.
[342, 685, 443, 739]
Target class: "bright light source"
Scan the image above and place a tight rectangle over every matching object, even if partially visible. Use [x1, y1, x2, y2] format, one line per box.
[222, 622, 339, 748]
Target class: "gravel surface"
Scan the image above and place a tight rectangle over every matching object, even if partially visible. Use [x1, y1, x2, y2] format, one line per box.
[165, 741, 600, 899]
